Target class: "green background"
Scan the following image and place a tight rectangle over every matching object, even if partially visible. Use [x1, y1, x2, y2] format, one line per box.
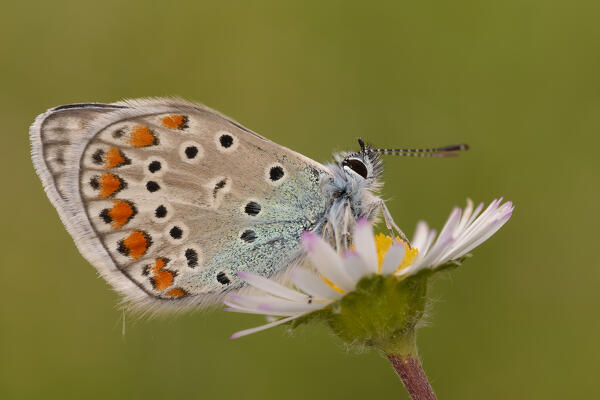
[1, 1, 598, 399]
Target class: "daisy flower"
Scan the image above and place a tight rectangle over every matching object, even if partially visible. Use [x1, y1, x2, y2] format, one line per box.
[225, 198, 513, 339]
[225, 198, 513, 400]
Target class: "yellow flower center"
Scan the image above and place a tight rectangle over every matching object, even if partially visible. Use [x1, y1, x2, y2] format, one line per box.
[374, 233, 418, 274]
[320, 234, 419, 294]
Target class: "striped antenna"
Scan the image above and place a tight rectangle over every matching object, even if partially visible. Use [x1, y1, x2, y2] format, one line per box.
[374, 143, 469, 158]
[350, 138, 469, 158]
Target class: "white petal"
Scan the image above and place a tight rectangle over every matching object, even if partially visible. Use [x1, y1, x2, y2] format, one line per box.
[290, 268, 344, 300]
[454, 198, 474, 235]
[225, 294, 279, 310]
[445, 200, 509, 258]
[448, 206, 513, 259]
[460, 198, 501, 241]
[411, 221, 429, 251]
[353, 218, 378, 273]
[438, 207, 462, 244]
[380, 242, 406, 275]
[223, 304, 299, 317]
[421, 229, 437, 257]
[258, 300, 324, 314]
[237, 271, 309, 302]
[342, 251, 370, 285]
[225, 294, 322, 315]
[411, 228, 437, 271]
[414, 199, 513, 268]
[230, 314, 304, 339]
[460, 214, 511, 254]
[418, 208, 461, 267]
[466, 201, 485, 227]
[302, 232, 354, 291]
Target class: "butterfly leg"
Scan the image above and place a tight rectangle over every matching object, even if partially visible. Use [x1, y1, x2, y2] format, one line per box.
[321, 219, 336, 248]
[339, 202, 353, 253]
[379, 201, 411, 245]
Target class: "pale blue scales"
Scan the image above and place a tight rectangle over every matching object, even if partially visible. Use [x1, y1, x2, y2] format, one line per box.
[195, 164, 327, 292]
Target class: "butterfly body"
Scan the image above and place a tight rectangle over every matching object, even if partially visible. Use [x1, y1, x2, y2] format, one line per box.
[31, 98, 390, 311]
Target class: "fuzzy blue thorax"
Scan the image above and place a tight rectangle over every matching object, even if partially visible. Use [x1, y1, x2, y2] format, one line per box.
[317, 146, 385, 250]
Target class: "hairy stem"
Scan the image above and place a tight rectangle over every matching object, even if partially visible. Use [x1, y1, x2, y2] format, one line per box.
[387, 353, 437, 400]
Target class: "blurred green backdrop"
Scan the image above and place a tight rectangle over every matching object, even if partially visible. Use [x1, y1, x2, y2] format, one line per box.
[1, 0, 598, 399]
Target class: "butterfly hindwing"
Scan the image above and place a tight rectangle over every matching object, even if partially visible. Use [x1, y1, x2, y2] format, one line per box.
[31, 98, 329, 311]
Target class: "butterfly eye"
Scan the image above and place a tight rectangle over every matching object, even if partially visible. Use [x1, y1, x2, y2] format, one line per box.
[343, 158, 369, 179]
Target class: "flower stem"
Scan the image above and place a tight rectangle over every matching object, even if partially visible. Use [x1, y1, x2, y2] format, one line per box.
[387, 353, 437, 400]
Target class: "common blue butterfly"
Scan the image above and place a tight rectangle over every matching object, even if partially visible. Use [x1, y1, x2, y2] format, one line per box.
[30, 98, 467, 312]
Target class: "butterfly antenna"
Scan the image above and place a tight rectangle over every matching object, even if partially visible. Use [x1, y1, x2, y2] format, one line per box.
[350, 138, 468, 158]
[373, 143, 469, 158]
[358, 137, 366, 152]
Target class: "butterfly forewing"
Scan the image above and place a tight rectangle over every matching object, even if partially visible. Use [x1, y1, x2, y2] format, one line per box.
[32, 99, 329, 310]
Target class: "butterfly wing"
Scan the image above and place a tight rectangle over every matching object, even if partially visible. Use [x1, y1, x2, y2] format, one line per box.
[31, 98, 330, 311]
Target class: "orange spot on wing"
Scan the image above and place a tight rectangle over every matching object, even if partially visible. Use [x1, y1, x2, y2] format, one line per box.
[129, 125, 157, 147]
[151, 257, 168, 274]
[105, 147, 128, 169]
[153, 270, 174, 290]
[145, 258, 182, 294]
[109, 200, 135, 228]
[121, 230, 151, 259]
[161, 114, 188, 130]
[98, 173, 125, 198]
[165, 288, 187, 298]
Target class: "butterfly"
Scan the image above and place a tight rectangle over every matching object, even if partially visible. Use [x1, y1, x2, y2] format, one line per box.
[30, 98, 467, 312]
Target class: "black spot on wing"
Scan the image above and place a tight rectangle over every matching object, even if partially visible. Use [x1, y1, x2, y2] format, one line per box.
[269, 166, 284, 181]
[90, 176, 100, 189]
[240, 230, 257, 243]
[213, 178, 228, 199]
[217, 271, 231, 285]
[184, 146, 198, 159]
[92, 149, 104, 165]
[219, 134, 233, 148]
[244, 201, 261, 216]
[169, 226, 183, 239]
[112, 129, 124, 139]
[148, 160, 161, 173]
[185, 249, 198, 268]
[155, 205, 167, 218]
[146, 181, 160, 192]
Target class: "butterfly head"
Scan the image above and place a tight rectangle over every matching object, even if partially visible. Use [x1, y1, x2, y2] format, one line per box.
[325, 139, 386, 207]
[339, 137, 470, 181]
[327, 138, 469, 201]
[340, 138, 384, 181]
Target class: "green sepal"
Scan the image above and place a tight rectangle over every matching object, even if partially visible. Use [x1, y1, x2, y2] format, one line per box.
[291, 270, 434, 355]
[288, 255, 472, 354]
